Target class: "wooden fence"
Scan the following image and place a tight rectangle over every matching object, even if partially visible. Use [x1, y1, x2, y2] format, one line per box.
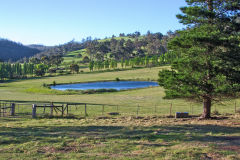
[0, 100, 239, 118]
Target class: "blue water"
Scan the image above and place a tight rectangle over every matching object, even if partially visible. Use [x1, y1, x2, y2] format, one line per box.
[51, 81, 159, 91]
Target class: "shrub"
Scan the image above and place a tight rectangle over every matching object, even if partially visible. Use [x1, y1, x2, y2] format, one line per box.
[42, 83, 48, 88]
[81, 89, 118, 94]
[52, 81, 56, 86]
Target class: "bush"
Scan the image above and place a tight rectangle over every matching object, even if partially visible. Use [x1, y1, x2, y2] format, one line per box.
[116, 77, 120, 81]
[52, 81, 57, 86]
[81, 89, 118, 94]
[42, 83, 47, 88]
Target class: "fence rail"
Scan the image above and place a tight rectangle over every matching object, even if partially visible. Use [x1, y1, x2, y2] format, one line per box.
[0, 100, 239, 118]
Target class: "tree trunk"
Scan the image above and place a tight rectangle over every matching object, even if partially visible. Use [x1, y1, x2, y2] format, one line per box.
[201, 96, 211, 119]
[207, 0, 213, 11]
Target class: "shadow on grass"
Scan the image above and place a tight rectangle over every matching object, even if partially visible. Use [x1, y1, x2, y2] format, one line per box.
[0, 124, 239, 146]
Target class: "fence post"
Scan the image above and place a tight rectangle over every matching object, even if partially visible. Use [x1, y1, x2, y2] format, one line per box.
[85, 104, 87, 117]
[32, 104, 37, 118]
[235, 101, 237, 114]
[102, 105, 104, 115]
[170, 103, 172, 116]
[137, 105, 140, 116]
[191, 104, 193, 115]
[66, 104, 69, 115]
[3, 103, 5, 117]
[62, 105, 64, 116]
[0, 102, 1, 117]
[11, 103, 15, 116]
[43, 104, 46, 114]
[189, 103, 191, 115]
[50, 102, 53, 116]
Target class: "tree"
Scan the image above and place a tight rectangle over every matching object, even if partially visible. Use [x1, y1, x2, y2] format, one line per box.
[29, 57, 40, 64]
[121, 58, 124, 68]
[49, 54, 63, 68]
[89, 61, 94, 71]
[70, 64, 79, 74]
[104, 60, 110, 69]
[35, 64, 47, 76]
[158, 0, 240, 119]
[125, 39, 134, 57]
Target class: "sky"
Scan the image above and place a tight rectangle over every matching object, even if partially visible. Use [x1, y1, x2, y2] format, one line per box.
[0, 0, 187, 46]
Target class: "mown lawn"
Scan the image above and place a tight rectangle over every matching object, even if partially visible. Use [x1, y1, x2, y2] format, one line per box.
[0, 115, 239, 159]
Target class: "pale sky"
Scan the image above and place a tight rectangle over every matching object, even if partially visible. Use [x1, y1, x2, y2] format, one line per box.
[0, 0, 187, 46]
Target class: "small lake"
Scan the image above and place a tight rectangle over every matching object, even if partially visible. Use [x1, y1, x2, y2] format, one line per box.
[51, 81, 159, 91]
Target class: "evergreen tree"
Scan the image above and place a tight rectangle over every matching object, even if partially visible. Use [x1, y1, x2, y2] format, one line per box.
[89, 61, 94, 71]
[158, 0, 240, 119]
[121, 58, 124, 68]
[104, 60, 110, 69]
[144, 56, 149, 67]
[125, 59, 129, 68]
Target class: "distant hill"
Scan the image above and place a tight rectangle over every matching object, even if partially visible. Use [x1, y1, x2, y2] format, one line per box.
[27, 44, 52, 51]
[33, 40, 85, 58]
[0, 38, 42, 62]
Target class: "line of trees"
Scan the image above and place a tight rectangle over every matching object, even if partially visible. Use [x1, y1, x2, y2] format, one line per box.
[0, 62, 35, 80]
[0, 62, 53, 81]
[88, 52, 179, 72]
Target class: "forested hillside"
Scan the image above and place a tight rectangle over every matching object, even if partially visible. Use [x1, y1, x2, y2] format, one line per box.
[33, 40, 85, 58]
[0, 38, 41, 62]
[0, 31, 176, 62]
[85, 31, 175, 61]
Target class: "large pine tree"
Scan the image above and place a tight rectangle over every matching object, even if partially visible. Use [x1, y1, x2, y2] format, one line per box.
[158, 0, 240, 118]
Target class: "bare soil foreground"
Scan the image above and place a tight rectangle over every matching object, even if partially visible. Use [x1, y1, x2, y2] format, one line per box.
[0, 115, 239, 160]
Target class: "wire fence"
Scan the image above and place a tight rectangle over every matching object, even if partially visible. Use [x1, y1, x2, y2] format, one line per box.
[0, 100, 239, 118]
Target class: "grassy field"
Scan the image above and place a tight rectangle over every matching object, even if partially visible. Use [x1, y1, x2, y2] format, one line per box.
[63, 49, 88, 64]
[0, 66, 239, 116]
[0, 66, 240, 159]
[0, 115, 239, 159]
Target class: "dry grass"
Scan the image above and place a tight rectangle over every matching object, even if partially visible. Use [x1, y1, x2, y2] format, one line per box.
[0, 115, 239, 159]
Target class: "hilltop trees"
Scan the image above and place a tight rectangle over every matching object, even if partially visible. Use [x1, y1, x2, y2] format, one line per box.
[158, 0, 240, 118]
[85, 31, 171, 62]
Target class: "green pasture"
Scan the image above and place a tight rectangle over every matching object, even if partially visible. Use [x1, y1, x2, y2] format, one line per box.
[0, 66, 239, 117]
[63, 49, 88, 64]
[0, 66, 240, 160]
